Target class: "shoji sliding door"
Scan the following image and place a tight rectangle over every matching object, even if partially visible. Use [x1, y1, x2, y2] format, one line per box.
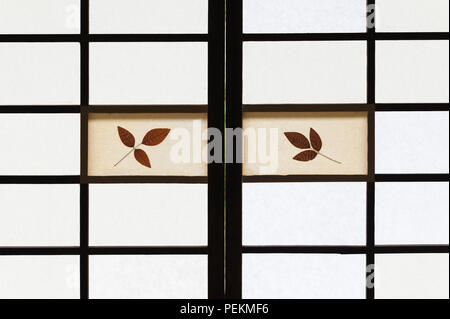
[226, 0, 449, 299]
[0, 0, 224, 299]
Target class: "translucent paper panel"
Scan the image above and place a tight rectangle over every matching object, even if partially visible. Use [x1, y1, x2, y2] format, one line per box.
[376, 0, 449, 32]
[0, 256, 80, 299]
[90, 0, 208, 34]
[243, 0, 366, 33]
[243, 183, 366, 245]
[243, 41, 366, 104]
[243, 112, 368, 176]
[88, 113, 207, 176]
[0, 43, 80, 105]
[0, 185, 79, 246]
[375, 182, 449, 245]
[0, 114, 80, 175]
[375, 254, 449, 299]
[376, 40, 449, 103]
[89, 255, 207, 299]
[89, 43, 207, 105]
[375, 112, 449, 174]
[243, 254, 366, 299]
[0, 0, 80, 34]
[90, 184, 207, 246]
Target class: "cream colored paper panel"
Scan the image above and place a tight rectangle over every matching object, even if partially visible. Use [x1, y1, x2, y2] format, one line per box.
[90, 184, 207, 246]
[90, 0, 208, 34]
[376, 0, 449, 32]
[243, 0, 366, 33]
[90, 255, 207, 299]
[243, 41, 366, 104]
[243, 112, 368, 176]
[88, 113, 207, 176]
[375, 254, 449, 299]
[376, 40, 449, 103]
[90, 42, 207, 105]
[0, 0, 80, 34]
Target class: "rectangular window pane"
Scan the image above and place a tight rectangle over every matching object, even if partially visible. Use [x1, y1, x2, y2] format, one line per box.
[376, 40, 449, 103]
[243, 183, 366, 245]
[375, 254, 449, 299]
[243, 254, 366, 299]
[375, 182, 449, 245]
[90, 0, 208, 34]
[243, 112, 368, 176]
[375, 112, 449, 174]
[376, 0, 449, 32]
[0, 256, 80, 299]
[90, 184, 207, 246]
[0, 185, 79, 246]
[0, 43, 80, 105]
[243, 0, 366, 33]
[243, 41, 366, 104]
[89, 42, 207, 104]
[89, 255, 207, 299]
[0, 114, 80, 175]
[88, 113, 207, 176]
[0, 0, 80, 34]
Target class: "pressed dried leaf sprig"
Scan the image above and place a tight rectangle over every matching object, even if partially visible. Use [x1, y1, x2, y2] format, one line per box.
[284, 128, 341, 164]
[114, 126, 170, 168]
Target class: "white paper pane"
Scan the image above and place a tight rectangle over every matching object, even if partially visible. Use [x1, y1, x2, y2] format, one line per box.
[243, 254, 366, 299]
[243, 183, 366, 245]
[0, 43, 80, 105]
[243, 41, 366, 104]
[376, 40, 449, 103]
[0, 256, 80, 299]
[0, 0, 80, 34]
[244, 0, 366, 33]
[375, 112, 449, 174]
[90, 0, 208, 34]
[0, 185, 79, 246]
[376, 182, 449, 245]
[0, 114, 80, 175]
[90, 42, 207, 105]
[375, 254, 449, 299]
[89, 255, 207, 299]
[376, 0, 449, 32]
[90, 184, 207, 246]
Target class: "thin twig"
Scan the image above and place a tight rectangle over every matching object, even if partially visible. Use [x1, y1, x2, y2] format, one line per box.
[317, 152, 342, 164]
[114, 143, 142, 167]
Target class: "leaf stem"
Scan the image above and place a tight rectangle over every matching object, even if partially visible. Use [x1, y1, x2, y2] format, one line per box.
[113, 143, 142, 167]
[317, 151, 342, 164]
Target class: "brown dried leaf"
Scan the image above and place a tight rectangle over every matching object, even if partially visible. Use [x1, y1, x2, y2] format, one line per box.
[142, 128, 170, 146]
[309, 128, 322, 152]
[117, 126, 135, 147]
[134, 149, 151, 168]
[293, 150, 318, 162]
[284, 132, 310, 149]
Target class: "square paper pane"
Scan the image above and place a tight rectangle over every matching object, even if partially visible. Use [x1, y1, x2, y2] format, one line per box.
[0, 256, 80, 299]
[0, 185, 79, 246]
[243, 254, 366, 299]
[90, 184, 207, 246]
[376, 182, 449, 245]
[376, 0, 449, 32]
[89, 42, 207, 105]
[243, 183, 366, 245]
[0, 114, 80, 175]
[243, 41, 366, 104]
[0, 43, 80, 105]
[376, 40, 449, 103]
[244, 0, 366, 33]
[90, 0, 208, 34]
[0, 0, 80, 34]
[89, 255, 208, 299]
[375, 254, 449, 299]
[375, 112, 449, 174]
